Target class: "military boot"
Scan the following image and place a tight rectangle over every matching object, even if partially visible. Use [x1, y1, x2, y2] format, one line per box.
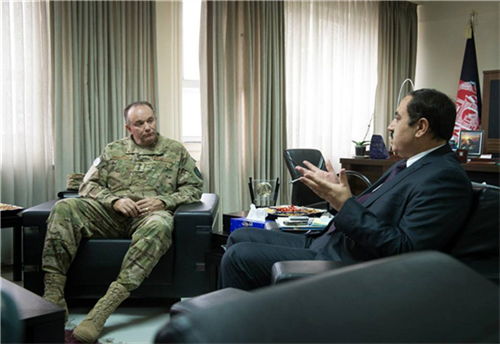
[73, 282, 130, 343]
[42, 273, 68, 321]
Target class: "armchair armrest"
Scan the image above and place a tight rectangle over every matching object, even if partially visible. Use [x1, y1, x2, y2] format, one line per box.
[172, 193, 219, 296]
[21, 199, 59, 229]
[271, 260, 358, 284]
[21, 199, 60, 295]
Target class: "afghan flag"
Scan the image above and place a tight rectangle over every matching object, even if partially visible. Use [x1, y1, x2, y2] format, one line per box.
[452, 26, 481, 141]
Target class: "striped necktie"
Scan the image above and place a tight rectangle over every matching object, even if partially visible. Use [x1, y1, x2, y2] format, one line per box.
[355, 160, 407, 204]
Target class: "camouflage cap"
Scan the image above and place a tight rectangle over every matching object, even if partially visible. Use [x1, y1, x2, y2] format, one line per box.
[66, 174, 85, 190]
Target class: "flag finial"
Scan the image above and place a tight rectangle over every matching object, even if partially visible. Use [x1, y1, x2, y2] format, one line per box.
[466, 10, 478, 38]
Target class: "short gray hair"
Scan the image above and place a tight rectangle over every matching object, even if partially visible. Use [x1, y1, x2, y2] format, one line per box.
[123, 101, 155, 124]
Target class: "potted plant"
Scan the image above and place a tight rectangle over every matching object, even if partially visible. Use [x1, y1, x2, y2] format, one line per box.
[352, 112, 374, 158]
[352, 140, 370, 157]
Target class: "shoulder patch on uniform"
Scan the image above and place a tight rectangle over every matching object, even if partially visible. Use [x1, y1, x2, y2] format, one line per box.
[93, 157, 101, 167]
[195, 167, 203, 179]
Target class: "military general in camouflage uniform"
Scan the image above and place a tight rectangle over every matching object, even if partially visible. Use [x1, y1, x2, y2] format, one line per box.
[41, 101, 203, 343]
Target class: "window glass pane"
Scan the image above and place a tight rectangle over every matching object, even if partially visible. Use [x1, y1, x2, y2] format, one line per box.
[182, 87, 202, 141]
[183, 0, 201, 80]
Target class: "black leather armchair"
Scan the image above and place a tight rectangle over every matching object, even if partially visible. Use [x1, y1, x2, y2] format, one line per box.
[155, 251, 499, 343]
[1, 289, 23, 343]
[21, 193, 219, 300]
[272, 182, 500, 285]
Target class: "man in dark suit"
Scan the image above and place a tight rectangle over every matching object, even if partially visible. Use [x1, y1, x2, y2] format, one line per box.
[220, 88, 472, 290]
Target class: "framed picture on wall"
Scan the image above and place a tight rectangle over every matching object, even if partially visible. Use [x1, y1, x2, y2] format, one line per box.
[458, 130, 484, 157]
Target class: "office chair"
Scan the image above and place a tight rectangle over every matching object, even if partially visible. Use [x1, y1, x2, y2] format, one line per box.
[283, 149, 372, 208]
[283, 149, 327, 208]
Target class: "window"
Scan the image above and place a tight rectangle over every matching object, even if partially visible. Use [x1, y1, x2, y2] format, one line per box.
[182, 0, 202, 143]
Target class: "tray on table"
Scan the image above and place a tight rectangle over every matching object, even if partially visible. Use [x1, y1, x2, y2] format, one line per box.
[266, 205, 325, 220]
[0, 203, 24, 217]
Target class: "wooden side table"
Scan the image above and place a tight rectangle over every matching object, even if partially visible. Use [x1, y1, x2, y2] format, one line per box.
[204, 232, 228, 292]
[1, 208, 24, 281]
[205, 211, 249, 292]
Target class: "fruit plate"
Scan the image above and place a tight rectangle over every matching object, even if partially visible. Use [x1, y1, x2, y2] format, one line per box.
[266, 205, 325, 219]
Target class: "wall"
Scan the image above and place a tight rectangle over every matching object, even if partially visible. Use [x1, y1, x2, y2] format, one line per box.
[415, 1, 499, 98]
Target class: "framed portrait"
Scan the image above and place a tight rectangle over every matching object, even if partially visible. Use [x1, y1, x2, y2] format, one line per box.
[458, 130, 484, 157]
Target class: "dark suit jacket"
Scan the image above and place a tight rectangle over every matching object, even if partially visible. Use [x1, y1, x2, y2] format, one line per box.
[313, 144, 472, 261]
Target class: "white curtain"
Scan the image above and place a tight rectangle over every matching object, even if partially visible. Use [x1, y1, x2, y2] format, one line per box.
[374, 1, 417, 142]
[1, 0, 53, 263]
[285, 1, 379, 171]
[200, 1, 287, 213]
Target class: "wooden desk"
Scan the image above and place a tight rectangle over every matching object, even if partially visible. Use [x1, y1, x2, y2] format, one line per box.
[461, 163, 500, 186]
[341, 157, 500, 194]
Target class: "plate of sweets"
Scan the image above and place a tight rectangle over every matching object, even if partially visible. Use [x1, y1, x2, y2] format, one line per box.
[0, 203, 24, 216]
[266, 204, 325, 218]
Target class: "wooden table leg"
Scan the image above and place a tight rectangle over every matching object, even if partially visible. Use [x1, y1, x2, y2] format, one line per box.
[13, 223, 22, 281]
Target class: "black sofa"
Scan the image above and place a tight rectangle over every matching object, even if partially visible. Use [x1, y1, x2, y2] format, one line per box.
[155, 251, 499, 343]
[21, 192, 219, 300]
[272, 182, 500, 285]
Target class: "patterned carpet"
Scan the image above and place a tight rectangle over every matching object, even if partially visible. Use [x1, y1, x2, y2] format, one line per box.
[65, 329, 123, 344]
[64, 330, 87, 344]
[64, 320, 105, 344]
[65, 307, 169, 344]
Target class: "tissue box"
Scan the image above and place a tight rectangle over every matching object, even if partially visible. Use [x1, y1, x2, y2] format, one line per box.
[230, 218, 270, 232]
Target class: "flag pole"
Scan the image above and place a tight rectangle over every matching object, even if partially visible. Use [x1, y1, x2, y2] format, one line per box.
[453, 9, 482, 141]
[470, 10, 477, 29]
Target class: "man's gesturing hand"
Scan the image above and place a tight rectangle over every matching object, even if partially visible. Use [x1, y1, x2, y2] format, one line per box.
[295, 160, 352, 211]
[296, 160, 340, 184]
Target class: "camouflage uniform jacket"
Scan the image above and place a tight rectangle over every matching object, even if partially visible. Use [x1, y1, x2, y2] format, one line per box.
[79, 134, 203, 212]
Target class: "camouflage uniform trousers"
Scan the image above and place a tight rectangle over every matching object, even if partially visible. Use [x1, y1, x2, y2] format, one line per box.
[42, 198, 173, 292]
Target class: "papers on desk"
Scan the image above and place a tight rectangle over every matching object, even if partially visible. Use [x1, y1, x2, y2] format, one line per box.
[275, 217, 333, 232]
